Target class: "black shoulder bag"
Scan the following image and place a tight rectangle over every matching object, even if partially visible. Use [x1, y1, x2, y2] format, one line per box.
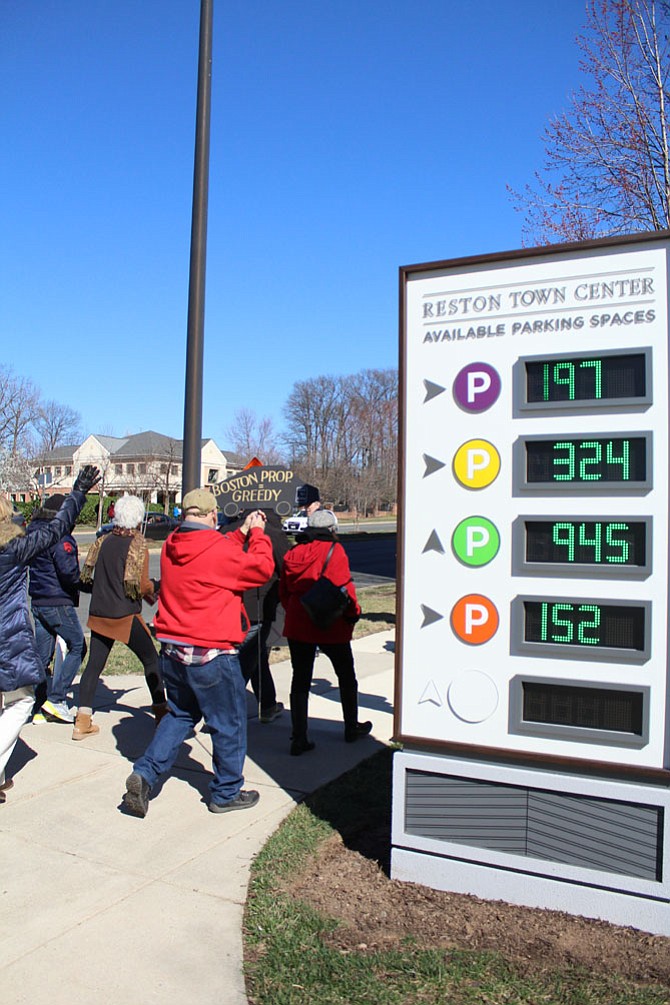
[300, 543, 350, 630]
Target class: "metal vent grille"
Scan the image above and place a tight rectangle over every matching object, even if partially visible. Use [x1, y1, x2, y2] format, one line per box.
[405, 770, 661, 881]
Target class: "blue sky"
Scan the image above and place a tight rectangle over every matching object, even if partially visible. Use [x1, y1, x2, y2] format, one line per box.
[2, 0, 587, 449]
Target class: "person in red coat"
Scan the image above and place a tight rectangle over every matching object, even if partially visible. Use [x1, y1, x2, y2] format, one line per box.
[279, 508, 372, 755]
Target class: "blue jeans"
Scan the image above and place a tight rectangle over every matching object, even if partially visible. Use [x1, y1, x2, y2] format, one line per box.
[33, 605, 86, 704]
[134, 650, 247, 805]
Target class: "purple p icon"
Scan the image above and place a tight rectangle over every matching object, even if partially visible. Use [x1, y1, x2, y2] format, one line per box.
[453, 363, 501, 413]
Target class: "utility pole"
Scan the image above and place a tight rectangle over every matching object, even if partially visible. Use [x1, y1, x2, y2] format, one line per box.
[182, 0, 213, 497]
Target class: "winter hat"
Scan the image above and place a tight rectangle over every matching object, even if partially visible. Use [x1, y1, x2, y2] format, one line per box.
[44, 494, 67, 512]
[308, 508, 337, 531]
[181, 489, 218, 515]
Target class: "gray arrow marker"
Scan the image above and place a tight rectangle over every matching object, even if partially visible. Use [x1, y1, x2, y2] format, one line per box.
[423, 453, 446, 478]
[419, 681, 442, 706]
[421, 604, 443, 628]
[423, 379, 446, 403]
[422, 529, 445, 554]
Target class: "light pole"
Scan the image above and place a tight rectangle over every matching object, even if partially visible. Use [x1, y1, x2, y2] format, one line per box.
[182, 0, 213, 497]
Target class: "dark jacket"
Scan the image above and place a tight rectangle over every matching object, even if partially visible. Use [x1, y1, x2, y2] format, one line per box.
[88, 532, 154, 620]
[0, 490, 87, 692]
[280, 529, 360, 644]
[220, 510, 290, 624]
[27, 509, 81, 607]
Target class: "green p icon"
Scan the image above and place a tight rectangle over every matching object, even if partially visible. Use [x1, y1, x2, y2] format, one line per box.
[452, 517, 500, 567]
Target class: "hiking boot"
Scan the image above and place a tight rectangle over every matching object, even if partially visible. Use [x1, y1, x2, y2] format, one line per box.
[259, 701, 284, 724]
[72, 711, 100, 741]
[344, 720, 373, 743]
[208, 789, 260, 814]
[123, 772, 151, 818]
[42, 699, 76, 724]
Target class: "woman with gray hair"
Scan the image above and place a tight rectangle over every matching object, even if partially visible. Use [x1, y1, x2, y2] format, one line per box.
[73, 495, 168, 740]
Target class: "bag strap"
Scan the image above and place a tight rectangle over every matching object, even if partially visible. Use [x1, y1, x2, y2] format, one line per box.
[320, 542, 336, 574]
[319, 542, 352, 589]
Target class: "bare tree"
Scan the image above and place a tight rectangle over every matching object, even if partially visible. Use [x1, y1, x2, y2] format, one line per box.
[0, 447, 34, 494]
[283, 368, 398, 513]
[509, 0, 670, 243]
[225, 408, 285, 465]
[0, 366, 40, 454]
[34, 400, 82, 452]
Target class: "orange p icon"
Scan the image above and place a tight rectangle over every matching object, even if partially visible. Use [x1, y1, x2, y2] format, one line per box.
[450, 594, 499, 645]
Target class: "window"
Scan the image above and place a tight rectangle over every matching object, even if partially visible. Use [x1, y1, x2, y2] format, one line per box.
[126, 463, 135, 476]
[65, 466, 72, 476]
[138, 463, 147, 475]
[54, 466, 61, 476]
[115, 464, 123, 475]
[207, 468, 218, 483]
[160, 463, 168, 474]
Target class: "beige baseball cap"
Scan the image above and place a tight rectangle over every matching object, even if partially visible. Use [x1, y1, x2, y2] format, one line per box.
[181, 489, 218, 515]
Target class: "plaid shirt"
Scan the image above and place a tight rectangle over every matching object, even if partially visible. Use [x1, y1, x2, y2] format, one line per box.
[161, 642, 238, 666]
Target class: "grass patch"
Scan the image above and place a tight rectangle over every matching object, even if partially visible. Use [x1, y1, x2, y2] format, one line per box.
[244, 749, 669, 1005]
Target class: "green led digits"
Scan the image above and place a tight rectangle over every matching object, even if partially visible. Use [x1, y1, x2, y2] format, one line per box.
[542, 359, 602, 401]
[547, 438, 635, 482]
[606, 523, 629, 563]
[579, 523, 601, 561]
[606, 439, 630, 480]
[552, 522, 575, 560]
[530, 520, 640, 567]
[539, 602, 601, 646]
[527, 352, 645, 405]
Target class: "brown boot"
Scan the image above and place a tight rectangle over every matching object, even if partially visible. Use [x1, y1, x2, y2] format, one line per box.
[72, 712, 100, 741]
[152, 702, 170, 728]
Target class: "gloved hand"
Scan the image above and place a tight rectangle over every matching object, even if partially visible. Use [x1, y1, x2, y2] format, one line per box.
[73, 465, 101, 495]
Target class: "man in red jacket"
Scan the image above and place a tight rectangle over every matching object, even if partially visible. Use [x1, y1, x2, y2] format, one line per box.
[122, 489, 273, 818]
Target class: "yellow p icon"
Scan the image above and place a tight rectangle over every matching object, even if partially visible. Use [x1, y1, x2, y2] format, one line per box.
[453, 439, 500, 489]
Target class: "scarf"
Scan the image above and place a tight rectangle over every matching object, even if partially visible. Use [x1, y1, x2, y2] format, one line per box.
[0, 521, 25, 550]
[80, 527, 147, 601]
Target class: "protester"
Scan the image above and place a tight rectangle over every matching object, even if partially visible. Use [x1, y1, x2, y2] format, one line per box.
[222, 508, 289, 723]
[280, 507, 372, 755]
[74, 494, 167, 740]
[122, 489, 274, 818]
[0, 466, 100, 800]
[27, 494, 86, 724]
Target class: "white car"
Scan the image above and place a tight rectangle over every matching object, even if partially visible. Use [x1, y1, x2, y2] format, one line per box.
[282, 509, 339, 534]
[282, 510, 309, 534]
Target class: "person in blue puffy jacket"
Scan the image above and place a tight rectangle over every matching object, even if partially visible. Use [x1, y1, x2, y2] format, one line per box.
[28, 493, 86, 724]
[0, 466, 99, 802]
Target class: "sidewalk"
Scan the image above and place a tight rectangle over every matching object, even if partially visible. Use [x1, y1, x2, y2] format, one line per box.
[1, 631, 395, 1005]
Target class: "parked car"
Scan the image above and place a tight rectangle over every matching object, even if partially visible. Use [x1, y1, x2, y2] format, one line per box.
[96, 512, 180, 540]
[282, 510, 309, 534]
[142, 512, 181, 540]
[282, 508, 340, 535]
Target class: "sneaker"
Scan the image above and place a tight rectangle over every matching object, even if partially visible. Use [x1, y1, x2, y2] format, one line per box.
[259, 701, 284, 724]
[209, 789, 260, 814]
[123, 771, 151, 818]
[42, 699, 76, 724]
[32, 713, 47, 724]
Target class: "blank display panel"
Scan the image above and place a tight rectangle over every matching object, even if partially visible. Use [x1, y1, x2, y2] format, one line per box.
[522, 681, 644, 735]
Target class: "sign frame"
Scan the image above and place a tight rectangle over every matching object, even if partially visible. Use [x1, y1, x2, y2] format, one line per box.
[395, 230, 670, 781]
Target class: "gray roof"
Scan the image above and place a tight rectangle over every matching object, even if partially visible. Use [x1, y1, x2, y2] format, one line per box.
[36, 444, 78, 463]
[113, 431, 182, 459]
[93, 435, 129, 452]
